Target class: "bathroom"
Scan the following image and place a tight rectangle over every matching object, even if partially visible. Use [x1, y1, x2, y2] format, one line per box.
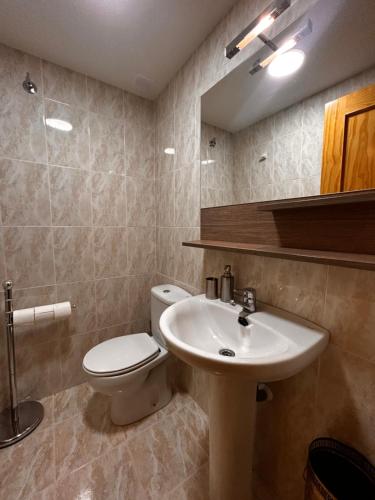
[0, 0, 374, 498]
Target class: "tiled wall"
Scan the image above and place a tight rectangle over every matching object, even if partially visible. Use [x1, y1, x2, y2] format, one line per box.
[200, 122, 235, 208]
[0, 43, 156, 409]
[155, 0, 375, 499]
[231, 67, 375, 203]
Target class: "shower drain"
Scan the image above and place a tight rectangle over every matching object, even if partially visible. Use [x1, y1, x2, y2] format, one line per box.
[219, 348, 235, 357]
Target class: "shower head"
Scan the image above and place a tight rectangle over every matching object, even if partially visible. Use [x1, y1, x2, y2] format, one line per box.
[22, 73, 37, 94]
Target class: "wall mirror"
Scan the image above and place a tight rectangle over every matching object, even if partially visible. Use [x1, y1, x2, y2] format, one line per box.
[200, 0, 375, 208]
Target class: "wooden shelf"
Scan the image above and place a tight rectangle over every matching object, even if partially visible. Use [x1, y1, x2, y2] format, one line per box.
[257, 189, 375, 211]
[182, 240, 375, 270]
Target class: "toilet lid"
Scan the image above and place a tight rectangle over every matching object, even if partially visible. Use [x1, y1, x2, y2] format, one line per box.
[83, 333, 160, 376]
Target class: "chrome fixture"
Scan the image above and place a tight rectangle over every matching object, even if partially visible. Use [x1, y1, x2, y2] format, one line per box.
[232, 287, 257, 326]
[0, 280, 44, 448]
[22, 72, 37, 94]
[206, 277, 218, 300]
[220, 265, 234, 303]
[225, 0, 290, 59]
[249, 19, 312, 75]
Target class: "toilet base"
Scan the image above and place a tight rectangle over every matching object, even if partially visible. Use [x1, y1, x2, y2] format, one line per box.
[110, 362, 172, 425]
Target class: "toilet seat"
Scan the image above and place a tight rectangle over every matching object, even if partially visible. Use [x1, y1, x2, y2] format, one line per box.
[83, 333, 160, 377]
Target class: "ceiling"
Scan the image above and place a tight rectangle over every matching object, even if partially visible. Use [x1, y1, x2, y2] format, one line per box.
[202, 0, 375, 132]
[0, 0, 237, 99]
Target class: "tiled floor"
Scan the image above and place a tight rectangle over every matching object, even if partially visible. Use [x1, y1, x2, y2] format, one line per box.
[0, 384, 209, 500]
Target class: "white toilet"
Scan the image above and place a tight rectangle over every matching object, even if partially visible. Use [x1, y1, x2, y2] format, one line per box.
[82, 284, 191, 425]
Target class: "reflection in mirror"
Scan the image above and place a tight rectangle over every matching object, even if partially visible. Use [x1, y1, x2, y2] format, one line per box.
[200, 0, 375, 208]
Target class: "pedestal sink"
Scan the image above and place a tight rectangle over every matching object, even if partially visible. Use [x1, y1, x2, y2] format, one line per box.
[160, 295, 329, 500]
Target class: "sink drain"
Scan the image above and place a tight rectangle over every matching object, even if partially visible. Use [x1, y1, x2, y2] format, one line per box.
[219, 348, 235, 357]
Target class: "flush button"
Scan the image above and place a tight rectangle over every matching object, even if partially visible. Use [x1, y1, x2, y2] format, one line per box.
[163, 289, 170, 293]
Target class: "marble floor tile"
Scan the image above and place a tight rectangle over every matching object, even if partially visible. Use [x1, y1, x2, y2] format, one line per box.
[127, 405, 208, 498]
[165, 464, 209, 500]
[55, 444, 149, 500]
[54, 401, 108, 478]
[1, 385, 210, 500]
[0, 425, 55, 500]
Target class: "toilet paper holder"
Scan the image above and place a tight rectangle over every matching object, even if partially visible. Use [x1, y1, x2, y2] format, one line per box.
[0, 280, 74, 448]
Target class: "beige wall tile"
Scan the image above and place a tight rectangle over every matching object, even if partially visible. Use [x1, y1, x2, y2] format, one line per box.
[45, 99, 89, 168]
[42, 60, 87, 108]
[97, 323, 130, 342]
[0, 91, 46, 162]
[174, 166, 200, 227]
[0, 230, 6, 282]
[49, 165, 92, 226]
[124, 92, 155, 178]
[56, 281, 97, 336]
[0, 42, 156, 408]
[315, 345, 375, 463]
[16, 338, 61, 400]
[156, 173, 175, 227]
[156, 114, 175, 178]
[157, 227, 176, 279]
[127, 226, 155, 275]
[91, 172, 126, 226]
[323, 266, 375, 363]
[174, 98, 198, 167]
[255, 362, 319, 500]
[0, 43, 42, 92]
[3, 227, 55, 288]
[89, 112, 125, 174]
[0, 159, 51, 225]
[128, 275, 153, 323]
[93, 226, 127, 278]
[126, 176, 155, 227]
[260, 258, 328, 323]
[53, 227, 95, 283]
[60, 332, 98, 389]
[87, 77, 123, 118]
[175, 228, 203, 289]
[95, 276, 129, 328]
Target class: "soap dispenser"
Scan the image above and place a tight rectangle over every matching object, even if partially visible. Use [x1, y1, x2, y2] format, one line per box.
[220, 265, 234, 302]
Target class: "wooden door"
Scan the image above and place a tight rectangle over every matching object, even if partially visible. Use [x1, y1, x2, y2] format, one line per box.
[320, 83, 375, 194]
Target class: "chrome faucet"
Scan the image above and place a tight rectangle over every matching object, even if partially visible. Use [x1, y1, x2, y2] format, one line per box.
[232, 288, 256, 326]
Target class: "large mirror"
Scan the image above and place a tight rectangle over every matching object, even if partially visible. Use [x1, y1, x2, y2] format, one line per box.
[200, 0, 375, 208]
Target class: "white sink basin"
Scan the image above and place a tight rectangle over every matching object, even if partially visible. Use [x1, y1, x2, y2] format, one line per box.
[160, 294, 329, 381]
[160, 294, 329, 500]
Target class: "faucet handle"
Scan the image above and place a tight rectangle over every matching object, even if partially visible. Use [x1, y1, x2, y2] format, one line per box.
[233, 287, 256, 312]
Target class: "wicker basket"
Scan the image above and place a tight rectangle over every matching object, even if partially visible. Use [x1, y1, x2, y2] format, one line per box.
[304, 438, 375, 500]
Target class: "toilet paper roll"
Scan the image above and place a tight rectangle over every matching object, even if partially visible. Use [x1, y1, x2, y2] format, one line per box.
[34, 304, 55, 322]
[13, 307, 35, 326]
[53, 301, 71, 320]
[13, 301, 72, 326]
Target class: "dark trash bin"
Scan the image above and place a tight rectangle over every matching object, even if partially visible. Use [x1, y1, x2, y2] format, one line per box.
[304, 438, 375, 500]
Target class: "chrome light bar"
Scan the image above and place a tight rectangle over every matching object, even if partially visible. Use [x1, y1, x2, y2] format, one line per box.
[225, 0, 291, 59]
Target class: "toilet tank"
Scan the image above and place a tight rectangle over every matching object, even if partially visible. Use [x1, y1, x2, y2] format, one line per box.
[151, 284, 191, 347]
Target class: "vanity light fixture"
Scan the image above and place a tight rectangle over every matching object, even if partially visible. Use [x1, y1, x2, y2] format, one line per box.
[268, 49, 305, 77]
[164, 147, 175, 155]
[22, 72, 37, 94]
[225, 0, 291, 59]
[249, 19, 312, 76]
[45, 118, 73, 132]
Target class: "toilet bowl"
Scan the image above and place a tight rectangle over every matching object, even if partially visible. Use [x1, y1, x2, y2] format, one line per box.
[83, 285, 191, 425]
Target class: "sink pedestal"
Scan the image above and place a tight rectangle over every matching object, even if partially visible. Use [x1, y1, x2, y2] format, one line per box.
[209, 375, 257, 500]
